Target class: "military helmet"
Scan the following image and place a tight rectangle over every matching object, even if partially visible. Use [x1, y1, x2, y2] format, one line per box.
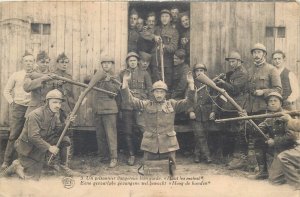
[46, 89, 65, 101]
[225, 51, 243, 63]
[152, 80, 168, 91]
[251, 43, 267, 54]
[193, 63, 207, 71]
[126, 52, 140, 61]
[265, 92, 283, 102]
[101, 56, 115, 63]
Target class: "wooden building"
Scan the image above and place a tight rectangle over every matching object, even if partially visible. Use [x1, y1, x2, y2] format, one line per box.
[0, 1, 299, 128]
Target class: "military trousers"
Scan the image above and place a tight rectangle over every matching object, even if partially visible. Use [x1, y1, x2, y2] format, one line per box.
[191, 120, 210, 158]
[95, 114, 118, 159]
[269, 145, 300, 189]
[3, 103, 27, 164]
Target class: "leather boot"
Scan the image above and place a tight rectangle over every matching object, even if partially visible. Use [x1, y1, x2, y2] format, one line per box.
[109, 158, 118, 168]
[0, 160, 25, 179]
[248, 165, 268, 180]
[228, 154, 248, 170]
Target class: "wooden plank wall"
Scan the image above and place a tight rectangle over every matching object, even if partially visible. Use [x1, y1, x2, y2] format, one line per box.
[190, 2, 276, 76]
[0, 1, 128, 126]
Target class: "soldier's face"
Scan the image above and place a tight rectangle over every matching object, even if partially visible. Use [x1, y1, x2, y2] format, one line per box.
[57, 58, 69, 71]
[49, 98, 62, 113]
[22, 55, 35, 72]
[181, 15, 190, 28]
[37, 58, 50, 73]
[228, 59, 240, 70]
[101, 61, 113, 72]
[137, 18, 144, 31]
[146, 16, 156, 29]
[171, 9, 179, 21]
[140, 60, 150, 70]
[161, 13, 171, 25]
[127, 57, 138, 69]
[252, 50, 265, 62]
[267, 96, 282, 112]
[195, 69, 205, 77]
[130, 14, 138, 28]
[272, 53, 284, 68]
[173, 55, 184, 66]
[153, 89, 166, 102]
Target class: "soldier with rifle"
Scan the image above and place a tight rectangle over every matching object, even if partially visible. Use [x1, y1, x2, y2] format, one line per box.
[248, 92, 298, 180]
[1, 89, 77, 179]
[215, 51, 249, 170]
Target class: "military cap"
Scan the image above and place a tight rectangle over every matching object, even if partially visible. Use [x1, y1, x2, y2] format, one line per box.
[265, 92, 283, 102]
[152, 80, 168, 91]
[46, 89, 65, 101]
[271, 50, 286, 59]
[193, 63, 207, 71]
[174, 49, 186, 59]
[126, 52, 140, 61]
[225, 51, 243, 63]
[101, 56, 115, 63]
[139, 51, 152, 62]
[130, 8, 138, 16]
[251, 43, 267, 54]
[56, 52, 69, 62]
[179, 11, 189, 19]
[23, 50, 33, 58]
[36, 51, 50, 61]
[160, 9, 171, 16]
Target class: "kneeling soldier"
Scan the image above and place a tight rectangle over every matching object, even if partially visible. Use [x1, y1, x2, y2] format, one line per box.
[2, 89, 76, 179]
[249, 92, 298, 180]
[121, 70, 195, 176]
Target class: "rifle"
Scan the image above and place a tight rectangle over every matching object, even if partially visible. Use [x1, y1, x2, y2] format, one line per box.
[196, 72, 268, 140]
[215, 110, 300, 123]
[48, 70, 105, 164]
[196, 73, 226, 93]
[159, 38, 165, 82]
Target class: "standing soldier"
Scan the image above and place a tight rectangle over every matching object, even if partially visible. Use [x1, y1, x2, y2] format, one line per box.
[151, 9, 179, 87]
[249, 92, 298, 181]
[1, 52, 34, 170]
[136, 17, 144, 33]
[272, 50, 299, 111]
[170, 6, 180, 31]
[2, 89, 76, 179]
[215, 51, 249, 170]
[171, 49, 190, 99]
[189, 63, 214, 163]
[120, 52, 152, 166]
[23, 51, 55, 117]
[179, 12, 190, 64]
[85, 57, 120, 168]
[247, 43, 282, 175]
[121, 71, 195, 176]
[52, 53, 75, 114]
[128, 9, 140, 53]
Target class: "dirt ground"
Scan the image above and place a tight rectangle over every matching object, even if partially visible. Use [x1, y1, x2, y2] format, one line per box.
[2, 152, 297, 197]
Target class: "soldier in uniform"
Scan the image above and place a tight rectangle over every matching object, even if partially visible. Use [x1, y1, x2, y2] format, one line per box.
[139, 51, 152, 73]
[272, 50, 299, 111]
[52, 53, 75, 115]
[171, 49, 190, 99]
[215, 51, 249, 170]
[128, 9, 140, 53]
[2, 89, 76, 179]
[120, 71, 195, 176]
[119, 52, 152, 166]
[170, 6, 180, 31]
[1, 52, 34, 170]
[189, 63, 214, 163]
[179, 12, 190, 64]
[150, 9, 179, 88]
[249, 92, 298, 181]
[23, 51, 56, 117]
[136, 17, 144, 33]
[85, 57, 120, 168]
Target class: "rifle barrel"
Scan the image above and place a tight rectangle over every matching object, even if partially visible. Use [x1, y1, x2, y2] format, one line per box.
[215, 111, 300, 123]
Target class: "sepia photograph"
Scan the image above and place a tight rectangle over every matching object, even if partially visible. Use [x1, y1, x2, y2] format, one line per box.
[0, 0, 299, 196]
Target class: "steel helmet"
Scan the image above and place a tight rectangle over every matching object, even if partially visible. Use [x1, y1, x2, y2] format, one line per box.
[46, 89, 65, 101]
[265, 92, 283, 102]
[101, 56, 115, 63]
[251, 43, 267, 54]
[152, 80, 168, 91]
[193, 63, 207, 71]
[225, 51, 243, 62]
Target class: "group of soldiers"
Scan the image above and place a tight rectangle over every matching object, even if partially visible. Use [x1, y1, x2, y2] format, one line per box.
[0, 7, 299, 191]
